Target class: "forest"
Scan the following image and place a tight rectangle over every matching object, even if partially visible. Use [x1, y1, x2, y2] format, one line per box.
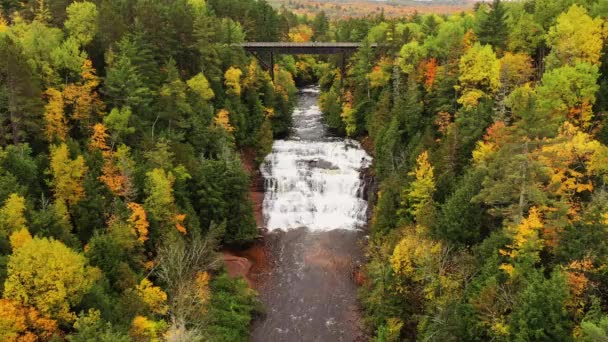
[1, 0, 608, 340]
[317, 0, 608, 340]
[0, 0, 298, 340]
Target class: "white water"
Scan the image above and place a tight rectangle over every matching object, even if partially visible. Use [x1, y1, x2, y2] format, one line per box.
[261, 86, 372, 231]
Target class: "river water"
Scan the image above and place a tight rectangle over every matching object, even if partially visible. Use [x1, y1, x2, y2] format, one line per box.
[250, 86, 371, 341]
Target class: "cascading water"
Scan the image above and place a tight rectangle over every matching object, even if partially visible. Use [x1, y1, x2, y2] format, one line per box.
[261, 87, 371, 232]
[251, 86, 371, 341]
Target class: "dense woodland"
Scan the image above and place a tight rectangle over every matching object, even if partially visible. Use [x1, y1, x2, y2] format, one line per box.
[0, 0, 302, 340]
[2, 0, 608, 341]
[317, 0, 608, 340]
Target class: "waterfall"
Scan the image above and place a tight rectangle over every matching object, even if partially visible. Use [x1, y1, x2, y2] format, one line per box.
[261, 86, 372, 231]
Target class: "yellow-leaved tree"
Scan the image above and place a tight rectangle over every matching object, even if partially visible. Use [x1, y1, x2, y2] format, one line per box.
[144, 168, 188, 236]
[0, 194, 33, 250]
[214, 109, 234, 133]
[128, 202, 150, 243]
[400, 151, 436, 225]
[136, 278, 169, 315]
[545, 5, 605, 68]
[43, 88, 69, 143]
[224, 67, 243, 96]
[49, 143, 87, 207]
[499, 207, 544, 277]
[63, 59, 105, 127]
[186, 73, 215, 102]
[288, 24, 313, 42]
[0, 193, 27, 236]
[3, 237, 100, 323]
[540, 122, 608, 214]
[0, 298, 59, 341]
[457, 43, 501, 108]
[130, 315, 166, 342]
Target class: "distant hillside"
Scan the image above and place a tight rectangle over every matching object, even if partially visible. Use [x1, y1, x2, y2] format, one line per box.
[268, 0, 476, 18]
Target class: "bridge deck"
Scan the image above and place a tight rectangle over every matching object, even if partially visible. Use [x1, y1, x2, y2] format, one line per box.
[239, 42, 374, 54]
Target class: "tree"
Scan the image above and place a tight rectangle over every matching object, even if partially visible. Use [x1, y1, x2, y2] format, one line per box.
[103, 107, 135, 145]
[423, 18, 466, 63]
[155, 231, 222, 334]
[43, 87, 68, 142]
[136, 278, 168, 315]
[401, 151, 436, 225]
[128, 202, 149, 243]
[214, 109, 234, 133]
[144, 168, 187, 239]
[144, 168, 176, 224]
[103, 47, 152, 115]
[341, 101, 357, 137]
[398, 41, 426, 75]
[288, 24, 313, 42]
[545, 5, 604, 68]
[68, 310, 129, 342]
[187, 73, 215, 102]
[0, 193, 27, 238]
[457, 43, 501, 109]
[49, 143, 87, 207]
[497, 52, 534, 119]
[509, 270, 572, 341]
[476, 0, 508, 52]
[539, 122, 608, 207]
[312, 11, 329, 41]
[435, 168, 487, 245]
[536, 63, 599, 130]
[224, 67, 242, 96]
[507, 9, 544, 56]
[0, 34, 43, 145]
[195, 158, 257, 244]
[3, 237, 100, 323]
[51, 37, 87, 80]
[64, 1, 98, 46]
[499, 207, 545, 276]
[62, 59, 105, 130]
[0, 298, 59, 341]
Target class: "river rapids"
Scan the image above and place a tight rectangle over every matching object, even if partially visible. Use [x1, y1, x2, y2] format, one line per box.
[250, 86, 371, 341]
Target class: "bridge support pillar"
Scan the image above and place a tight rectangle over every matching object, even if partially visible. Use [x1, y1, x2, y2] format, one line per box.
[270, 52, 274, 80]
[340, 52, 346, 87]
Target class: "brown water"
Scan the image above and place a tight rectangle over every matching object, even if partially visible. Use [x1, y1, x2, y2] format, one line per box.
[250, 87, 370, 341]
[250, 228, 366, 341]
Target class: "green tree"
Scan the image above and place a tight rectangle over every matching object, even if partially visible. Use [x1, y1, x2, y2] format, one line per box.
[536, 63, 599, 131]
[509, 270, 572, 341]
[435, 168, 488, 246]
[0, 34, 43, 145]
[195, 158, 257, 244]
[64, 1, 98, 46]
[476, 0, 508, 52]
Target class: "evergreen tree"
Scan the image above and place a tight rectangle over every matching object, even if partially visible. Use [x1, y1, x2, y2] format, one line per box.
[477, 0, 508, 52]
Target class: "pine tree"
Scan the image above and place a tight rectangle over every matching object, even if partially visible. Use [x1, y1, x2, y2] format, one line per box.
[477, 0, 508, 52]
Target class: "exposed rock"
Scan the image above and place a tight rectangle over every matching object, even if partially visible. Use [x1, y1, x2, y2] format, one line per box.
[223, 252, 253, 281]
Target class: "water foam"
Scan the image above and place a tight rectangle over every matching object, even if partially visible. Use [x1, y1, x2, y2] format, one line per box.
[261, 87, 372, 231]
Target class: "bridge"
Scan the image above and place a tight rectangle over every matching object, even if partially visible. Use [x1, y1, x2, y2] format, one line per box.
[238, 42, 376, 78]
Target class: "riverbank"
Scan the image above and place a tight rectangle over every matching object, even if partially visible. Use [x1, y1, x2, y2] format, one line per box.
[221, 147, 266, 286]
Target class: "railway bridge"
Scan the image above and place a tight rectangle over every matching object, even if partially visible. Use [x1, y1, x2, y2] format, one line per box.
[238, 42, 376, 78]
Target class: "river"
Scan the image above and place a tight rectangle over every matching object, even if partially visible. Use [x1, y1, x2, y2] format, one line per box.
[250, 86, 372, 341]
